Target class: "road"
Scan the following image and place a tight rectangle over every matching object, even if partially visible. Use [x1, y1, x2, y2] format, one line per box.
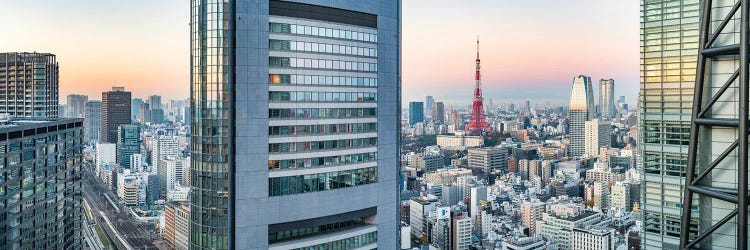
[82, 164, 163, 250]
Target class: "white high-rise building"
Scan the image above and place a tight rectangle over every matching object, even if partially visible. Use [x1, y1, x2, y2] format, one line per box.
[568, 75, 595, 157]
[593, 181, 610, 213]
[611, 181, 632, 213]
[152, 136, 179, 174]
[96, 143, 116, 178]
[584, 119, 612, 156]
[116, 170, 139, 206]
[521, 201, 545, 236]
[160, 156, 188, 192]
[130, 153, 143, 172]
[470, 186, 487, 231]
[451, 215, 472, 250]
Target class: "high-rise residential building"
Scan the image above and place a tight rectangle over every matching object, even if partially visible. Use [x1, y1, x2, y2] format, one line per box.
[152, 136, 179, 192]
[102, 87, 132, 143]
[640, 0, 699, 248]
[521, 201, 545, 236]
[0, 52, 59, 118]
[592, 181, 610, 213]
[117, 124, 141, 169]
[467, 148, 508, 170]
[584, 118, 611, 156]
[85, 100, 102, 143]
[132, 98, 144, 121]
[410, 101, 425, 126]
[611, 181, 632, 212]
[148, 95, 162, 110]
[450, 215, 472, 250]
[66, 94, 88, 118]
[425, 95, 434, 119]
[0, 118, 84, 248]
[568, 75, 595, 157]
[160, 156, 187, 192]
[432, 101, 445, 124]
[599, 79, 615, 119]
[190, 1, 399, 248]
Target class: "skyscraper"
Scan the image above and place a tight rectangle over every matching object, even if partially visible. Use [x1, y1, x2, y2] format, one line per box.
[102, 87, 132, 143]
[85, 100, 102, 143]
[0, 52, 59, 118]
[599, 79, 615, 118]
[190, 0, 399, 248]
[117, 124, 141, 169]
[149, 95, 162, 110]
[640, 0, 699, 248]
[0, 118, 84, 248]
[433, 101, 445, 124]
[410, 101, 425, 126]
[568, 75, 594, 157]
[426, 95, 434, 119]
[132, 98, 144, 121]
[66, 94, 88, 118]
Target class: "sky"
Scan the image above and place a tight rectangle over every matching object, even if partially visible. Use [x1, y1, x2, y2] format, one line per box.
[0, 1, 640, 107]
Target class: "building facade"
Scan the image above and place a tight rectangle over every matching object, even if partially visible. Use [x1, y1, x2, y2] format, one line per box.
[568, 75, 594, 157]
[66, 94, 88, 118]
[599, 79, 615, 119]
[85, 100, 102, 143]
[640, 0, 699, 248]
[0, 52, 59, 118]
[0, 118, 84, 248]
[433, 101, 445, 124]
[101, 87, 131, 143]
[189, 0, 400, 249]
[584, 118, 611, 156]
[467, 148, 508, 170]
[409, 101, 424, 126]
[117, 124, 141, 169]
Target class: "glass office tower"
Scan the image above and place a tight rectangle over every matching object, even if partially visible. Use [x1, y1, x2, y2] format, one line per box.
[640, 0, 700, 248]
[189, 0, 400, 249]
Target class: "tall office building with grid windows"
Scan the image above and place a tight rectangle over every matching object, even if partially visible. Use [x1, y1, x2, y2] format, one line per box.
[640, 0, 700, 248]
[568, 75, 595, 157]
[189, 0, 400, 249]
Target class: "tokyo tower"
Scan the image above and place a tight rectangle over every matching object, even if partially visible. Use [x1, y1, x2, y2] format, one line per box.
[465, 39, 491, 134]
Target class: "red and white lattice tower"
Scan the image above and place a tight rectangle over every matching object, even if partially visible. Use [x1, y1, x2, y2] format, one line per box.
[465, 39, 491, 134]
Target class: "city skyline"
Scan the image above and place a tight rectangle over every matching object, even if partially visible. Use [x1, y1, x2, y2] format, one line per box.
[0, 0, 639, 105]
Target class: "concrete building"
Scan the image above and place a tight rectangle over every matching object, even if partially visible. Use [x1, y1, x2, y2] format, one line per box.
[130, 153, 143, 172]
[102, 87, 131, 143]
[611, 181, 632, 213]
[584, 118, 611, 156]
[536, 202, 603, 250]
[189, 1, 399, 248]
[470, 186, 487, 231]
[592, 181, 610, 213]
[85, 100, 102, 143]
[414, 153, 444, 173]
[117, 169, 139, 206]
[409, 197, 438, 239]
[0, 52, 59, 118]
[467, 147, 508, 170]
[451, 215, 472, 250]
[437, 133, 484, 148]
[96, 143, 116, 179]
[174, 202, 190, 250]
[160, 156, 188, 192]
[503, 237, 546, 250]
[572, 226, 616, 250]
[0, 118, 84, 248]
[568, 75, 595, 157]
[521, 201, 545, 236]
[152, 135, 179, 176]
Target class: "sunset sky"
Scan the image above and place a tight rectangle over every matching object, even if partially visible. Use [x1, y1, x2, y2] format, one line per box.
[0, 0, 639, 107]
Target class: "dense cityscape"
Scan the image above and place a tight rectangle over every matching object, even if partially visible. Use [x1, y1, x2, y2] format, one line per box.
[1, 0, 747, 250]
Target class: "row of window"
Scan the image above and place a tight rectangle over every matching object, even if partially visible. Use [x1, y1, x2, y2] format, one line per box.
[269, 91, 377, 103]
[269, 57, 377, 72]
[269, 138, 377, 153]
[269, 123, 377, 136]
[269, 108, 377, 119]
[270, 22, 377, 43]
[270, 39, 377, 58]
[291, 231, 377, 250]
[269, 152, 377, 170]
[268, 167, 377, 196]
[268, 216, 368, 243]
[269, 74, 377, 87]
